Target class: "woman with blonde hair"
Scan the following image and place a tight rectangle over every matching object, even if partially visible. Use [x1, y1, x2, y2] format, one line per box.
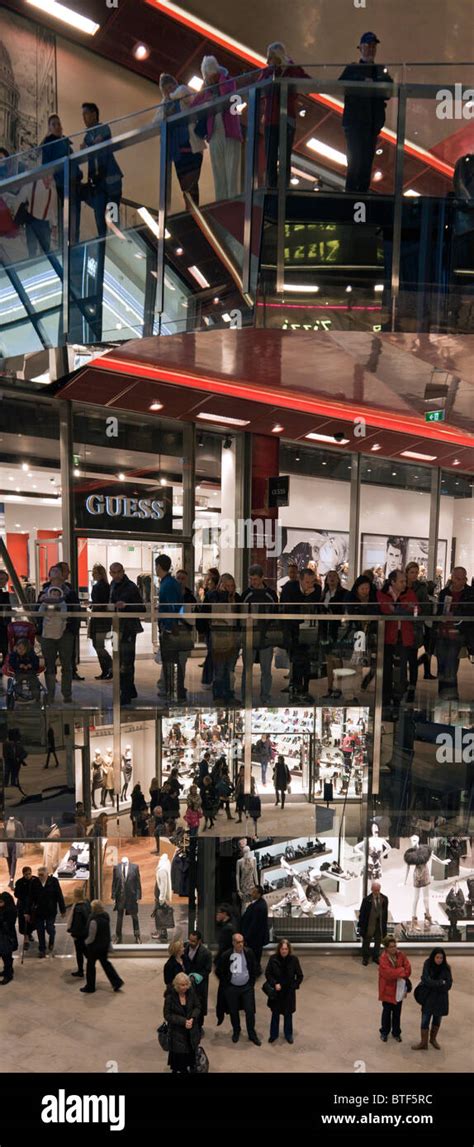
[163, 936, 185, 986]
[89, 563, 112, 680]
[164, 971, 201, 1073]
[67, 885, 91, 979]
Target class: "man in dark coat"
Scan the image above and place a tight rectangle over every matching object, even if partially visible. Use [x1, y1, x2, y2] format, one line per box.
[241, 886, 270, 975]
[109, 563, 145, 705]
[14, 865, 36, 947]
[29, 867, 66, 957]
[215, 933, 261, 1045]
[358, 881, 388, 965]
[111, 859, 142, 943]
[339, 32, 394, 192]
[0, 891, 18, 984]
[214, 904, 239, 1026]
[183, 930, 213, 1018]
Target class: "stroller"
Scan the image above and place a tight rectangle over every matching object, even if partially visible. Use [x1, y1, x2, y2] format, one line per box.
[2, 619, 44, 710]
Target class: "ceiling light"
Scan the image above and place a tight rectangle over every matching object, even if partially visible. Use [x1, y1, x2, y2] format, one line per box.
[284, 283, 319, 293]
[188, 265, 210, 288]
[345, 285, 352, 292]
[133, 43, 150, 60]
[149, 401, 163, 411]
[392, 471, 397, 477]
[213, 296, 219, 304]
[401, 450, 437, 462]
[14, 523, 21, 528]
[371, 443, 382, 451]
[306, 137, 347, 167]
[453, 459, 460, 465]
[159, 477, 167, 486]
[134, 252, 145, 259]
[73, 468, 80, 477]
[33, 485, 37, 489]
[374, 284, 384, 292]
[197, 413, 250, 427]
[272, 424, 284, 433]
[305, 431, 349, 445]
[26, 0, 99, 35]
[15, 487, 20, 492]
[290, 177, 299, 186]
[367, 468, 372, 472]
[376, 148, 383, 156]
[373, 170, 383, 181]
[137, 206, 170, 240]
[404, 188, 421, 197]
[299, 108, 306, 117]
[21, 462, 29, 471]
[321, 461, 327, 466]
[8, 476, 13, 481]
[197, 433, 204, 447]
[118, 473, 125, 481]
[188, 75, 204, 91]
[175, 247, 184, 256]
[295, 454, 300, 461]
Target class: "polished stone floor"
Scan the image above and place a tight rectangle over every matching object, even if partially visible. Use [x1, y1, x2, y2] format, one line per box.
[1, 952, 472, 1075]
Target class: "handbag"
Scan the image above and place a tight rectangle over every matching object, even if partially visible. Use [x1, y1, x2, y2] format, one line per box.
[212, 627, 238, 655]
[414, 982, 430, 1007]
[194, 1045, 209, 1073]
[262, 980, 278, 1000]
[405, 978, 412, 993]
[446, 887, 465, 910]
[162, 623, 195, 652]
[157, 1021, 169, 1051]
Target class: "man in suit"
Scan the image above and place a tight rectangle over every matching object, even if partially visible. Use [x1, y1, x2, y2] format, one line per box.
[241, 886, 270, 975]
[358, 881, 388, 965]
[215, 932, 261, 1045]
[111, 859, 142, 943]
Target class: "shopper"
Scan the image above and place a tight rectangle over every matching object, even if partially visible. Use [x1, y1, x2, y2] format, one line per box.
[201, 774, 217, 830]
[241, 565, 278, 705]
[29, 866, 66, 958]
[0, 568, 11, 665]
[211, 573, 241, 703]
[358, 882, 388, 965]
[164, 938, 186, 987]
[344, 575, 378, 693]
[41, 112, 81, 241]
[43, 725, 60, 769]
[234, 765, 246, 823]
[37, 564, 80, 704]
[195, 56, 242, 201]
[13, 866, 36, 949]
[215, 765, 235, 821]
[183, 930, 213, 1019]
[216, 933, 261, 1045]
[156, 554, 187, 702]
[273, 753, 291, 808]
[412, 947, 453, 1051]
[130, 783, 148, 837]
[378, 569, 418, 705]
[184, 784, 203, 838]
[436, 567, 474, 699]
[291, 567, 322, 701]
[339, 33, 393, 192]
[109, 563, 145, 706]
[279, 560, 302, 604]
[175, 568, 197, 695]
[0, 891, 18, 985]
[81, 103, 123, 237]
[378, 936, 411, 1042]
[89, 563, 112, 680]
[169, 85, 206, 207]
[214, 904, 239, 1026]
[320, 570, 348, 699]
[246, 776, 261, 838]
[264, 938, 303, 1043]
[164, 972, 202, 1073]
[80, 900, 123, 994]
[241, 886, 270, 975]
[255, 734, 272, 786]
[67, 886, 91, 978]
[260, 42, 309, 187]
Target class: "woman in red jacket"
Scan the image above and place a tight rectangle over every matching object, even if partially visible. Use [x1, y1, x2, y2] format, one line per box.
[378, 936, 411, 1043]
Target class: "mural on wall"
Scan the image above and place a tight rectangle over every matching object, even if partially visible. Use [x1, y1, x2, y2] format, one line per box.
[360, 534, 447, 581]
[0, 9, 56, 155]
[276, 528, 350, 591]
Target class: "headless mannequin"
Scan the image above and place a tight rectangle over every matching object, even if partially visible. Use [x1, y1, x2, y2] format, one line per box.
[121, 746, 133, 801]
[92, 751, 104, 809]
[156, 853, 172, 903]
[355, 823, 390, 881]
[404, 834, 432, 926]
[236, 845, 258, 908]
[152, 853, 173, 941]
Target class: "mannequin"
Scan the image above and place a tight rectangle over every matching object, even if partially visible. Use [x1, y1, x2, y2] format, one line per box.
[151, 852, 174, 940]
[355, 823, 390, 881]
[0, 817, 25, 886]
[91, 750, 104, 810]
[236, 845, 258, 908]
[111, 855, 142, 942]
[121, 745, 133, 801]
[100, 748, 115, 807]
[404, 835, 433, 927]
[42, 823, 61, 873]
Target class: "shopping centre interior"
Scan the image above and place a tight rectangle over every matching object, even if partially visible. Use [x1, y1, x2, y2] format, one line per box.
[0, 0, 473, 1077]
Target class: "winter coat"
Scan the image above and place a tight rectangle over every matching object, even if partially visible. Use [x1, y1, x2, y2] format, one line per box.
[183, 941, 213, 1015]
[259, 62, 310, 125]
[163, 955, 186, 987]
[29, 875, 66, 919]
[193, 68, 242, 142]
[377, 587, 418, 646]
[85, 910, 112, 958]
[437, 585, 474, 652]
[241, 896, 270, 953]
[109, 575, 145, 637]
[216, 944, 258, 987]
[68, 900, 91, 940]
[358, 892, 388, 938]
[420, 958, 452, 1017]
[111, 862, 141, 914]
[89, 578, 111, 638]
[163, 984, 201, 1054]
[378, 949, 411, 1004]
[264, 952, 303, 1014]
[0, 895, 18, 957]
[274, 758, 291, 790]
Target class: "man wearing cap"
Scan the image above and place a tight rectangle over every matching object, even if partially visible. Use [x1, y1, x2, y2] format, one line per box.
[339, 33, 393, 192]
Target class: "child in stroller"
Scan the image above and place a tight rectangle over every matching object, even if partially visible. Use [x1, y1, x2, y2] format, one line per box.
[3, 622, 42, 708]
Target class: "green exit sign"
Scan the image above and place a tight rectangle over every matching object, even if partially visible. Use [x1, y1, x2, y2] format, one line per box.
[425, 410, 445, 423]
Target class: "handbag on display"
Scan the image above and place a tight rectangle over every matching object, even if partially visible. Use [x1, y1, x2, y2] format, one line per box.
[446, 887, 465, 911]
[157, 1022, 169, 1051]
[285, 845, 296, 861]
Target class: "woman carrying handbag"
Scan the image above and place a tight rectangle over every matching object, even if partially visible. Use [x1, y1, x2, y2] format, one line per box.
[264, 938, 303, 1044]
[412, 947, 452, 1051]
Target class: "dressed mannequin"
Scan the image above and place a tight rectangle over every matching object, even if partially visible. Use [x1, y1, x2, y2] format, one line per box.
[403, 835, 433, 927]
[355, 823, 390, 881]
[0, 817, 25, 886]
[100, 748, 115, 807]
[236, 845, 258, 908]
[91, 750, 104, 810]
[151, 853, 174, 941]
[111, 855, 142, 943]
[121, 745, 133, 801]
[42, 823, 61, 873]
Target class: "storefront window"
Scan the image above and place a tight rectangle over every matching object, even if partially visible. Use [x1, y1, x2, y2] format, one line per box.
[0, 394, 61, 590]
[278, 443, 351, 586]
[360, 456, 434, 581]
[440, 468, 473, 576]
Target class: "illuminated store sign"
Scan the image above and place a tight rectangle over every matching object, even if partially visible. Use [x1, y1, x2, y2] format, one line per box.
[75, 484, 173, 534]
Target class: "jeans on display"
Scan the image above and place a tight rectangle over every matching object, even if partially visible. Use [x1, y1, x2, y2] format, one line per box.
[208, 115, 241, 201]
[261, 761, 268, 785]
[421, 1010, 442, 1031]
[37, 915, 56, 953]
[362, 923, 381, 962]
[270, 1010, 293, 1040]
[119, 633, 137, 704]
[74, 937, 87, 974]
[93, 631, 113, 676]
[380, 1001, 402, 1038]
[264, 121, 296, 188]
[86, 952, 122, 991]
[344, 125, 379, 192]
[41, 630, 75, 702]
[115, 909, 140, 941]
[225, 983, 257, 1038]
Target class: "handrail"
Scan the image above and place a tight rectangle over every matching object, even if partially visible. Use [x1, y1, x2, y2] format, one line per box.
[4, 608, 473, 621]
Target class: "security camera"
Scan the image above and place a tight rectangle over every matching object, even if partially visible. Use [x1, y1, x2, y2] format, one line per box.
[223, 435, 233, 449]
[333, 431, 345, 442]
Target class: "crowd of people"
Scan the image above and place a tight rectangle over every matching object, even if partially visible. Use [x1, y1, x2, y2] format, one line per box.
[0, 32, 397, 262]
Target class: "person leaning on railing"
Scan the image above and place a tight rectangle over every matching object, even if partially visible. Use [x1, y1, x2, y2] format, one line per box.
[192, 55, 243, 202]
[258, 42, 310, 189]
[436, 566, 474, 699]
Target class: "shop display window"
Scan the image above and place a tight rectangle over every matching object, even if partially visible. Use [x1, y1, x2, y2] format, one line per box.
[100, 835, 190, 946]
[74, 717, 157, 821]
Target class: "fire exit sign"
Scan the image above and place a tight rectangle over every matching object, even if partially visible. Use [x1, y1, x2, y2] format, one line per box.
[425, 410, 446, 422]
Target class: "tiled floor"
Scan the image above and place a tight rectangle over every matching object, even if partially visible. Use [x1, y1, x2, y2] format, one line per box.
[1, 952, 472, 1075]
